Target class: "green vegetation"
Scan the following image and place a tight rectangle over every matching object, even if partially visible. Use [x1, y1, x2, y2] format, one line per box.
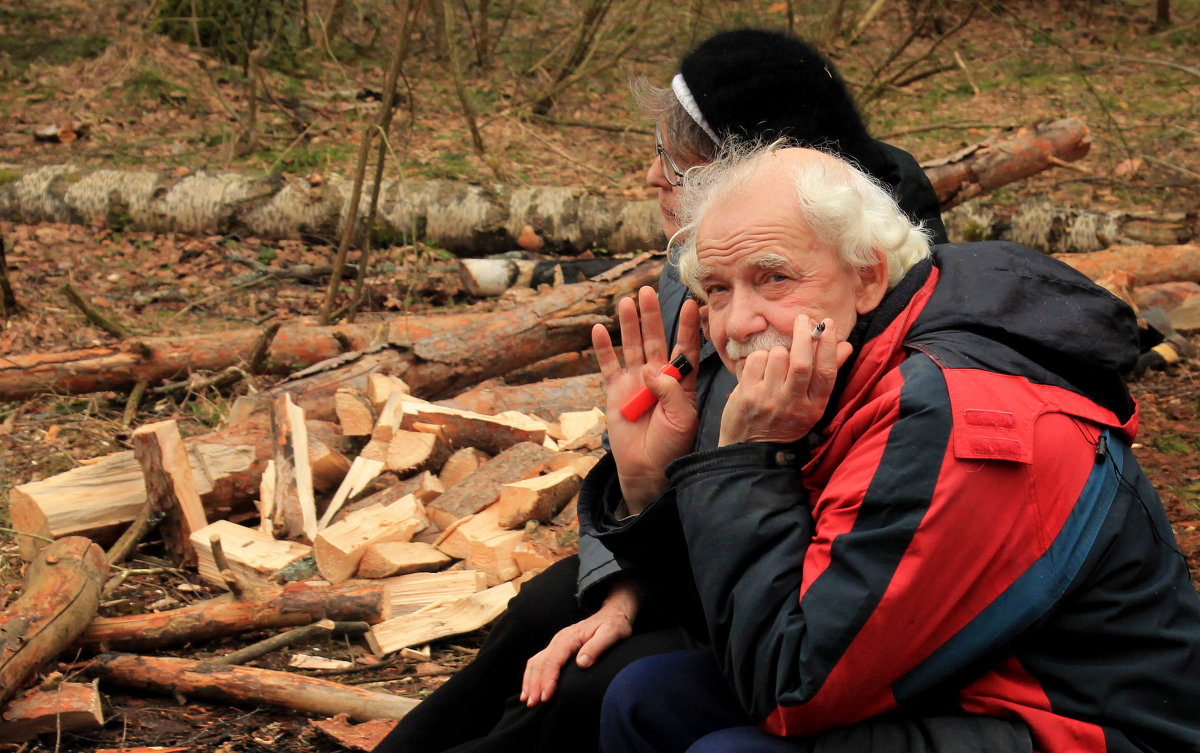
[1152, 433, 1196, 454]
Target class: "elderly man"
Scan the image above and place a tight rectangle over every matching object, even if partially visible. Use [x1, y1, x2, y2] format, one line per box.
[586, 144, 1200, 753]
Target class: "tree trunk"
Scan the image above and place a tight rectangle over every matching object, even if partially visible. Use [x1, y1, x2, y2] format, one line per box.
[0, 537, 108, 707]
[74, 580, 388, 652]
[0, 118, 1089, 254]
[1052, 244, 1200, 286]
[89, 653, 418, 722]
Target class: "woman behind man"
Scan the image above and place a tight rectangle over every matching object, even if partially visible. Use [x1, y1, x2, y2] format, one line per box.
[374, 27, 947, 753]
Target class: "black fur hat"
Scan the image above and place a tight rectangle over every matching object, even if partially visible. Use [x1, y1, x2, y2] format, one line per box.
[676, 28, 880, 168]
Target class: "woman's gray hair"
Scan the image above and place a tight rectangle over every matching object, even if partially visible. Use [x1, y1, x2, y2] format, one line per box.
[673, 140, 933, 298]
[630, 76, 716, 165]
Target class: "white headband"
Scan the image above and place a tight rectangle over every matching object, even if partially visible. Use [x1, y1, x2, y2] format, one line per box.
[671, 73, 720, 144]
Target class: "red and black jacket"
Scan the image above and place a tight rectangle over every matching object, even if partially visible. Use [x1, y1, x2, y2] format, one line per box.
[581, 242, 1200, 752]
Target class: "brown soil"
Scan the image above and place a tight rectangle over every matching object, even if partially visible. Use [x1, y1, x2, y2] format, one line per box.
[2, 1, 1199, 750]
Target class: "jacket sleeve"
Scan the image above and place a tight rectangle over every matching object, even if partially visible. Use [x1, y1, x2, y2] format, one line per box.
[667, 354, 1105, 736]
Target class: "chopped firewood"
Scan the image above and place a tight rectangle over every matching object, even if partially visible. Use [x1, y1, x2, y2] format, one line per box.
[290, 654, 355, 670]
[257, 459, 276, 535]
[314, 495, 430, 584]
[75, 580, 389, 652]
[386, 429, 451, 475]
[438, 447, 491, 488]
[309, 435, 351, 493]
[270, 394, 318, 543]
[335, 387, 377, 436]
[0, 681, 105, 744]
[425, 441, 556, 530]
[333, 474, 441, 525]
[90, 653, 419, 721]
[131, 420, 209, 567]
[436, 506, 522, 583]
[372, 391, 407, 443]
[543, 451, 600, 479]
[191, 520, 312, 589]
[367, 373, 411, 411]
[0, 537, 108, 707]
[377, 570, 487, 615]
[556, 407, 607, 450]
[398, 400, 548, 455]
[400, 645, 432, 662]
[495, 466, 585, 529]
[400, 470, 444, 505]
[512, 524, 580, 575]
[357, 541, 452, 579]
[309, 713, 397, 752]
[367, 582, 518, 656]
[318, 455, 387, 530]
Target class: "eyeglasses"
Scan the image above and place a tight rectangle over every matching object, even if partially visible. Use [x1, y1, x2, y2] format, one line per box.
[655, 122, 686, 187]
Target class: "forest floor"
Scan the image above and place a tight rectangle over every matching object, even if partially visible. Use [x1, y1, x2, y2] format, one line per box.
[2, 0, 1199, 750]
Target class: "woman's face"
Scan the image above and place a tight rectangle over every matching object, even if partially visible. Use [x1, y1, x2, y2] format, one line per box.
[646, 125, 702, 238]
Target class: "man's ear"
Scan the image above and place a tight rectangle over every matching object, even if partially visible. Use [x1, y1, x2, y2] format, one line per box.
[854, 259, 889, 315]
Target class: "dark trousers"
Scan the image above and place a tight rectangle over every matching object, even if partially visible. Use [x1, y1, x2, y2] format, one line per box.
[601, 650, 1034, 753]
[373, 556, 701, 753]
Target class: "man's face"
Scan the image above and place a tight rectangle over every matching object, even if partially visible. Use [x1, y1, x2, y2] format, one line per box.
[694, 160, 887, 379]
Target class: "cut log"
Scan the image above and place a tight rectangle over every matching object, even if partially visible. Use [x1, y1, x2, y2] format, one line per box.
[435, 506, 523, 583]
[336, 387, 377, 436]
[1052, 243, 1200, 286]
[425, 441, 557, 530]
[438, 373, 605, 422]
[192, 520, 312, 589]
[0, 537, 108, 707]
[386, 429, 451, 475]
[495, 466, 585, 529]
[923, 118, 1091, 210]
[0, 681, 105, 743]
[377, 571, 488, 615]
[1135, 281, 1200, 313]
[367, 582, 518, 656]
[270, 394, 318, 543]
[8, 416, 338, 560]
[367, 373, 411, 411]
[399, 400, 547, 455]
[75, 580, 389, 652]
[438, 447, 491, 489]
[356, 542, 453, 578]
[314, 494, 431, 584]
[89, 653, 419, 722]
[308, 434, 351, 493]
[130, 420, 208, 567]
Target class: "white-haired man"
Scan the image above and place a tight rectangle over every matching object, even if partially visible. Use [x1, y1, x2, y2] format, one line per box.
[584, 145, 1200, 753]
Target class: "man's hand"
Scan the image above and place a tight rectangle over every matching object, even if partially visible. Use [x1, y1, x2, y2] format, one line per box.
[592, 286, 702, 513]
[519, 577, 640, 707]
[719, 314, 854, 446]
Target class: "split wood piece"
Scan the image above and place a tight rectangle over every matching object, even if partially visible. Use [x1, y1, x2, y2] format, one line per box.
[923, 118, 1092, 210]
[90, 653, 419, 722]
[75, 580, 388, 652]
[425, 441, 556, 530]
[8, 415, 338, 560]
[398, 400, 547, 455]
[495, 466, 585, 529]
[555, 408, 607, 451]
[258, 459, 276, 535]
[367, 582, 517, 656]
[210, 618, 368, 666]
[435, 506, 523, 583]
[367, 373, 411, 411]
[309, 434, 351, 493]
[315, 494, 431, 584]
[440, 373, 605, 423]
[192, 520, 312, 589]
[0, 537, 108, 707]
[512, 525, 581, 576]
[290, 654, 355, 670]
[386, 429, 451, 476]
[333, 473, 442, 526]
[372, 390, 409, 443]
[130, 420, 208, 567]
[309, 713, 397, 752]
[0, 681, 105, 744]
[319, 455, 387, 530]
[543, 452, 600, 479]
[377, 571, 488, 615]
[336, 387, 377, 436]
[438, 447, 491, 489]
[357, 542, 452, 579]
[1053, 243, 1200, 286]
[270, 394, 318, 543]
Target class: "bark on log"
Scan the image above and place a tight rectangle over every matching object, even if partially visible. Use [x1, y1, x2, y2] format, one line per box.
[0, 537, 108, 707]
[0, 681, 105, 743]
[923, 119, 1092, 210]
[74, 580, 389, 652]
[437, 372, 604, 421]
[0, 121, 1085, 252]
[89, 652, 419, 722]
[1052, 244, 1200, 286]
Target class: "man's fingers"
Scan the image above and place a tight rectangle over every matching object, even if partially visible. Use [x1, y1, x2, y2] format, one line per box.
[637, 286, 668, 365]
[592, 324, 622, 383]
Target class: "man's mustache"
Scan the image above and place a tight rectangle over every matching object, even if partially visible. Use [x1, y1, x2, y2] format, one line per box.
[724, 329, 793, 361]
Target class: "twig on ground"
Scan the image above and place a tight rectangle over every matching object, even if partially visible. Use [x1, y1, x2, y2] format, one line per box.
[61, 283, 134, 339]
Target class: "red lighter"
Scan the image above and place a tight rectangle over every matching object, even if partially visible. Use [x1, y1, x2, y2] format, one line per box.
[619, 353, 694, 421]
